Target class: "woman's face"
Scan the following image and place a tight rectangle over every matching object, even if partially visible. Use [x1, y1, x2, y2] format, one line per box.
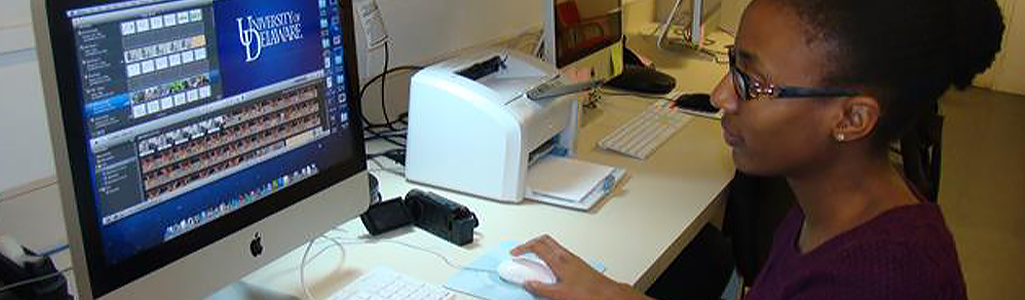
[711, 0, 844, 176]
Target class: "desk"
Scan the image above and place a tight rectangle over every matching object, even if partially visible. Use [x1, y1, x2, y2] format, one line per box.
[245, 32, 735, 300]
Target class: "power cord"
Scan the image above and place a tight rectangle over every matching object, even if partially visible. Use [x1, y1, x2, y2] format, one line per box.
[357, 66, 422, 130]
[364, 126, 407, 148]
[357, 61, 423, 132]
[299, 235, 348, 300]
[367, 148, 406, 166]
[380, 42, 394, 130]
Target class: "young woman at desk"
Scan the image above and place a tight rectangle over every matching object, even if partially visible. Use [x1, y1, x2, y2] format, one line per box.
[513, 0, 1004, 299]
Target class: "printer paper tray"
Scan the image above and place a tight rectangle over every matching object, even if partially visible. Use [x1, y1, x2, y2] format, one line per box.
[525, 156, 626, 211]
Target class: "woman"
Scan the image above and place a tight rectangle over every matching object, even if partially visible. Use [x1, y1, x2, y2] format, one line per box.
[512, 0, 1004, 299]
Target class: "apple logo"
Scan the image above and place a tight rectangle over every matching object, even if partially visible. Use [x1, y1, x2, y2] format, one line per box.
[249, 232, 263, 257]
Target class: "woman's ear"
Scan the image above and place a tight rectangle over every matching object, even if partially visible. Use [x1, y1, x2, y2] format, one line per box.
[833, 96, 880, 143]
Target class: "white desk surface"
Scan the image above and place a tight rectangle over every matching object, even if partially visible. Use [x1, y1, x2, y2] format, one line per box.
[245, 32, 736, 300]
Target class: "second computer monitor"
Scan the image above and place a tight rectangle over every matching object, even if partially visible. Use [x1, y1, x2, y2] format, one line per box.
[543, 0, 625, 81]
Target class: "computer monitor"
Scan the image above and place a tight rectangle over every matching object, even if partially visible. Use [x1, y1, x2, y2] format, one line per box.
[542, 0, 625, 82]
[32, 0, 369, 299]
[544, 0, 676, 95]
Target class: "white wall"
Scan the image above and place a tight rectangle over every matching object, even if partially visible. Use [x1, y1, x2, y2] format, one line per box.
[355, 0, 544, 126]
[0, 0, 48, 194]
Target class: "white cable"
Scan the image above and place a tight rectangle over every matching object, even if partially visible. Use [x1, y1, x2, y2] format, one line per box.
[300, 236, 348, 300]
[0, 267, 73, 294]
[324, 230, 491, 273]
[300, 240, 317, 300]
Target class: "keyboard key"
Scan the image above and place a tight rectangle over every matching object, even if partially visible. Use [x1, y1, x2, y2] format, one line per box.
[328, 268, 454, 300]
[598, 101, 693, 159]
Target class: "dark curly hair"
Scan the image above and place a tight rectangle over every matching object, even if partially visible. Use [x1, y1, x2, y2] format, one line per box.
[770, 0, 1005, 149]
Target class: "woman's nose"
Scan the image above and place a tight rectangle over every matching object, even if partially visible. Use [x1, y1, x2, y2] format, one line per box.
[710, 73, 739, 113]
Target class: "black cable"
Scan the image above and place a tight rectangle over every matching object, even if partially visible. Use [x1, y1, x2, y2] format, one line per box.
[364, 131, 406, 140]
[380, 42, 394, 130]
[367, 148, 406, 166]
[364, 127, 406, 148]
[357, 65, 424, 129]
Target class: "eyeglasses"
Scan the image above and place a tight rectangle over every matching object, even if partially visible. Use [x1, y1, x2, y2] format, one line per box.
[727, 46, 861, 101]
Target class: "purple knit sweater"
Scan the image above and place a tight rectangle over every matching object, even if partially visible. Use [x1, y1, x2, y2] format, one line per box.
[744, 203, 968, 300]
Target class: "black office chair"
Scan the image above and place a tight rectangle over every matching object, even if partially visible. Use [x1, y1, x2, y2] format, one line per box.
[644, 172, 793, 300]
[721, 173, 794, 289]
[898, 108, 944, 203]
[645, 224, 736, 300]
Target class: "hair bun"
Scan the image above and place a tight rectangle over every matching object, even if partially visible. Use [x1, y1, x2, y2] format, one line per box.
[951, 0, 1005, 89]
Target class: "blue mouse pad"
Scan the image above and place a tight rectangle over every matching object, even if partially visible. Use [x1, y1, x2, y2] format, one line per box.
[444, 241, 605, 300]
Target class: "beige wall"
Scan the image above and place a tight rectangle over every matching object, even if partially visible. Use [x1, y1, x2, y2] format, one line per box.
[718, 0, 1022, 95]
[974, 0, 1024, 95]
[993, 0, 1025, 95]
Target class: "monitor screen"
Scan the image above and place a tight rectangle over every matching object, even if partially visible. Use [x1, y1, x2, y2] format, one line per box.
[553, 0, 622, 68]
[40, 0, 365, 296]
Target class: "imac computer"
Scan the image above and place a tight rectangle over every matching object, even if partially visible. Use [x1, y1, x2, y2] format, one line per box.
[32, 0, 369, 299]
[543, 0, 625, 82]
[544, 0, 675, 95]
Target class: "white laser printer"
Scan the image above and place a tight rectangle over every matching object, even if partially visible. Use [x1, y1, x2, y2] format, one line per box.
[404, 49, 624, 210]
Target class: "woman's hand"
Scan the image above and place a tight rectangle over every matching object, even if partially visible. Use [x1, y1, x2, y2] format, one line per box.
[511, 235, 640, 300]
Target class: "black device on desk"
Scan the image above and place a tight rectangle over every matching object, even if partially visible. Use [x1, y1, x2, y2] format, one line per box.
[404, 189, 479, 246]
[604, 48, 676, 94]
[360, 189, 479, 246]
[0, 238, 71, 300]
[674, 93, 720, 114]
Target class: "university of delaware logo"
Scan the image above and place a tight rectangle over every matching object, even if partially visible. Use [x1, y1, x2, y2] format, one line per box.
[237, 11, 305, 62]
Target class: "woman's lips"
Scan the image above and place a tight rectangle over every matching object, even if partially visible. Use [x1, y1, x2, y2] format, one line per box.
[721, 121, 742, 147]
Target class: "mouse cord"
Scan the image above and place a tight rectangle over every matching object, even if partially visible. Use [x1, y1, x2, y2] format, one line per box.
[300, 235, 348, 300]
[325, 230, 492, 273]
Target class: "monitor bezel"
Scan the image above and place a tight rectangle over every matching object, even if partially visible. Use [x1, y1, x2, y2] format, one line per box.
[35, 0, 367, 297]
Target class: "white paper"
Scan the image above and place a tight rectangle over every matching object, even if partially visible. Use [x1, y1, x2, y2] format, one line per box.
[527, 156, 614, 203]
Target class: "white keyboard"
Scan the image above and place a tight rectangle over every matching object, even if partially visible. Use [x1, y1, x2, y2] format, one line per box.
[598, 100, 694, 159]
[327, 267, 455, 300]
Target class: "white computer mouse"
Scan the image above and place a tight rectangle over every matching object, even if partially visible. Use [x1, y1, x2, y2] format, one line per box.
[496, 257, 557, 286]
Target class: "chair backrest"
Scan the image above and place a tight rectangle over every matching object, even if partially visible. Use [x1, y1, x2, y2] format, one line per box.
[900, 110, 944, 203]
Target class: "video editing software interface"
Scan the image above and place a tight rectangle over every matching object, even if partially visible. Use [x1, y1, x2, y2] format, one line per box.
[66, 0, 355, 264]
[554, 1, 622, 67]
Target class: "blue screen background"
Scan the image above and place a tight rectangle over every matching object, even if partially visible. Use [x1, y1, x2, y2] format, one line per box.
[214, 0, 325, 97]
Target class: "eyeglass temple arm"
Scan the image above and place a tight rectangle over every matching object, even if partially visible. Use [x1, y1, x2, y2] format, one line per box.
[776, 86, 861, 98]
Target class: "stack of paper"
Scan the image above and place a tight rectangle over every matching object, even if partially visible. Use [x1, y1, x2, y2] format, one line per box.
[525, 156, 626, 210]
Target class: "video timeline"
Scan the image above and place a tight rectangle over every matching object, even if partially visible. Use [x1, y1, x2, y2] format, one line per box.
[136, 84, 325, 202]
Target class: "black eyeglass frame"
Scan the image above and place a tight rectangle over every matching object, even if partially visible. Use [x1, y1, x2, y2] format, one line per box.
[727, 46, 861, 101]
